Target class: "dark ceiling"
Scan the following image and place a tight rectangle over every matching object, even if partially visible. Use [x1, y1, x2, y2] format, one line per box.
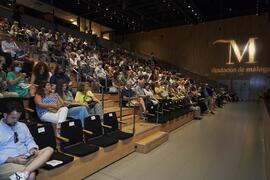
[39, 0, 269, 33]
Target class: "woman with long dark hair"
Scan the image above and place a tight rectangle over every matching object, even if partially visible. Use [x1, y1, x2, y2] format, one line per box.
[34, 81, 68, 130]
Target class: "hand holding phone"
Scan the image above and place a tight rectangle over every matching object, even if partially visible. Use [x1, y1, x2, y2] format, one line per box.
[25, 153, 35, 159]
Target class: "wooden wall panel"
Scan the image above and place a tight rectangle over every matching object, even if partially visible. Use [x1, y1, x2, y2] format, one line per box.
[117, 14, 270, 80]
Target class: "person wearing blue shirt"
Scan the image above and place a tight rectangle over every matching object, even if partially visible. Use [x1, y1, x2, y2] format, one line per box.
[49, 65, 71, 85]
[0, 101, 53, 180]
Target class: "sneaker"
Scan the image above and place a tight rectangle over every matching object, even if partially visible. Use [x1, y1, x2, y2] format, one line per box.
[9, 171, 30, 180]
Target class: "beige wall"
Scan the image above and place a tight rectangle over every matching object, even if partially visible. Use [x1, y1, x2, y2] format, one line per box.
[117, 14, 270, 80]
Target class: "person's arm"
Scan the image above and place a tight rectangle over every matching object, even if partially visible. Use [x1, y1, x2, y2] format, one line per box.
[91, 94, 100, 103]
[7, 72, 25, 85]
[30, 73, 36, 84]
[57, 95, 65, 107]
[22, 123, 39, 153]
[1, 41, 10, 53]
[34, 95, 56, 109]
[13, 41, 20, 51]
[5, 156, 28, 165]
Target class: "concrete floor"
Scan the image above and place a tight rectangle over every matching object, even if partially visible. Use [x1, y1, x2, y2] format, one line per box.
[85, 102, 266, 180]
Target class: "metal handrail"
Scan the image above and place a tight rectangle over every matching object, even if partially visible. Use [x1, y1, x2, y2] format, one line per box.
[119, 87, 123, 130]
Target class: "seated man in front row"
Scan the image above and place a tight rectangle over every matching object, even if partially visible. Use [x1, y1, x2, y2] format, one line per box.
[0, 101, 53, 180]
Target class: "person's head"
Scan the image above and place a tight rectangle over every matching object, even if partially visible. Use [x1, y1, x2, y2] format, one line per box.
[11, 62, 22, 74]
[39, 54, 48, 62]
[36, 81, 51, 97]
[54, 65, 65, 75]
[126, 81, 132, 89]
[33, 61, 49, 78]
[138, 75, 145, 87]
[56, 80, 67, 98]
[78, 82, 91, 93]
[0, 57, 5, 70]
[3, 101, 23, 127]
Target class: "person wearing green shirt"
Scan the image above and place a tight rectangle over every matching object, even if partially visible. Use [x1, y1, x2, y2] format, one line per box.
[7, 62, 29, 98]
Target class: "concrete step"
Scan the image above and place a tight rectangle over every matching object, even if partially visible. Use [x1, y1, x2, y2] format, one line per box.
[135, 131, 169, 154]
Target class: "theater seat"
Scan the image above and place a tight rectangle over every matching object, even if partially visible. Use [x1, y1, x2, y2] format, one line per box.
[103, 112, 133, 140]
[60, 120, 99, 157]
[28, 123, 74, 170]
[84, 115, 118, 147]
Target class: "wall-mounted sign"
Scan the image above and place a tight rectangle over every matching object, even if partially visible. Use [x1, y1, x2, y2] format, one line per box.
[213, 38, 257, 65]
[211, 37, 270, 74]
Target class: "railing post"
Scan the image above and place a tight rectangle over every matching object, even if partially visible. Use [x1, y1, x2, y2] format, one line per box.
[133, 106, 136, 135]
[119, 87, 123, 130]
[101, 86, 104, 112]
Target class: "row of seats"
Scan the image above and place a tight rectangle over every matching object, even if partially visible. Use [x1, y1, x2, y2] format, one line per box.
[146, 99, 193, 124]
[0, 97, 133, 171]
[31, 113, 133, 170]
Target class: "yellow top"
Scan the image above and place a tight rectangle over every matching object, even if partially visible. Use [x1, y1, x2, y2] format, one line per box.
[75, 91, 94, 104]
[154, 86, 164, 94]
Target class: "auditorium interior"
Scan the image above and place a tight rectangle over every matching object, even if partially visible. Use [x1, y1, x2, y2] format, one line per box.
[0, 0, 270, 180]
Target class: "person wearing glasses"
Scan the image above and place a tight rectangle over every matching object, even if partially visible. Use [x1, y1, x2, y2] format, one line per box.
[0, 101, 53, 180]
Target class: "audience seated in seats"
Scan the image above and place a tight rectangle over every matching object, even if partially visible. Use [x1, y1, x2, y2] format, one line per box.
[34, 82, 68, 131]
[9, 21, 19, 37]
[1, 35, 19, 69]
[56, 80, 90, 127]
[49, 65, 71, 86]
[0, 16, 232, 124]
[201, 84, 214, 114]
[0, 18, 10, 32]
[7, 62, 30, 98]
[187, 91, 202, 120]
[0, 101, 53, 180]
[75, 82, 104, 120]
[0, 57, 19, 98]
[154, 81, 169, 99]
[133, 75, 148, 115]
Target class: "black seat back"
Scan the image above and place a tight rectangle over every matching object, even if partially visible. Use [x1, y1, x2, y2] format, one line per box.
[28, 123, 57, 150]
[146, 101, 158, 115]
[84, 115, 103, 140]
[103, 112, 118, 134]
[28, 96, 43, 123]
[60, 119, 83, 149]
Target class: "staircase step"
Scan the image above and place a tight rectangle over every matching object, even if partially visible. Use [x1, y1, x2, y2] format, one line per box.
[104, 107, 134, 117]
[103, 100, 118, 108]
[135, 131, 169, 154]
[95, 94, 119, 102]
[118, 115, 140, 126]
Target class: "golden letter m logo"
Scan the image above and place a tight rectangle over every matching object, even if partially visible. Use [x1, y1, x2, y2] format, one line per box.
[213, 38, 257, 65]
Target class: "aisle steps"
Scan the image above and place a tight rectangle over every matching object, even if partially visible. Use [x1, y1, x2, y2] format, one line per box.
[135, 131, 169, 153]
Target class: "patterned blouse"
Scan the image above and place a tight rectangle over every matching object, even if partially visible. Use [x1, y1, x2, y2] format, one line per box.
[36, 93, 58, 118]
